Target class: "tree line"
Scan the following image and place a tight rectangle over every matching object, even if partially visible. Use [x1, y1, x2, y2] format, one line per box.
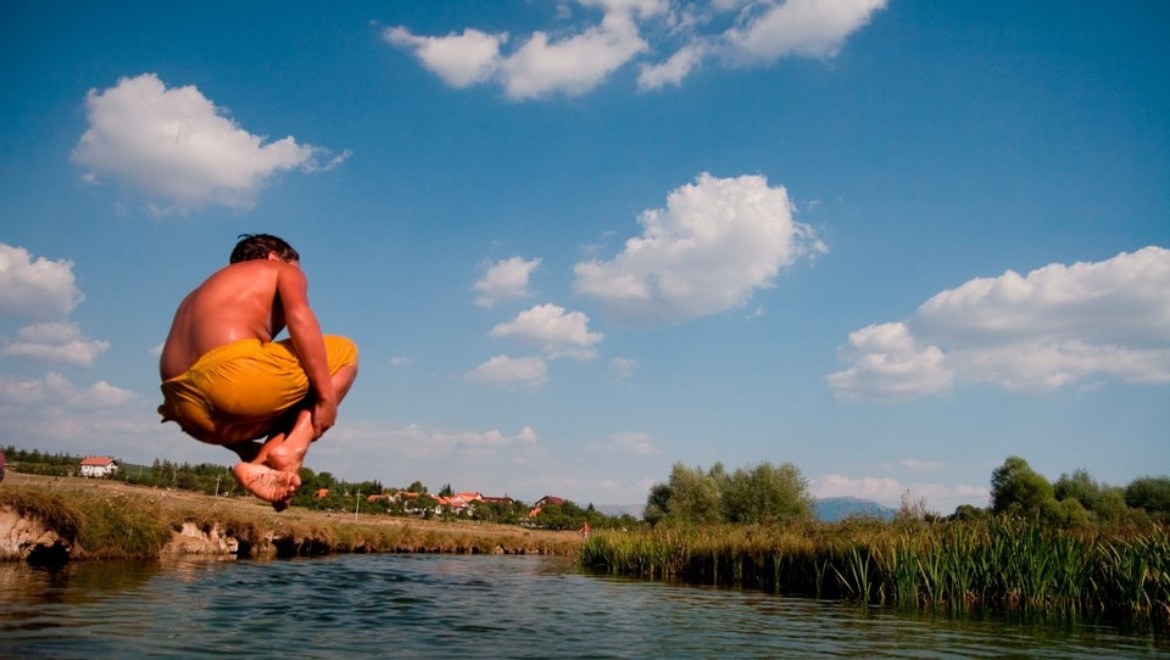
[643, 455, 1170, 527]
[7, 445, 1166, 529]
[982, 455, 1170, 526]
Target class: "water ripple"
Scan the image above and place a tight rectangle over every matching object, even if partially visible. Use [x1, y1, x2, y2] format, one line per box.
[0, 555, 1164, 658]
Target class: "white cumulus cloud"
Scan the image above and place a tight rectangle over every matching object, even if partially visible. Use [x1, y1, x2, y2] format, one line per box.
[829, 247, 1170, 401]
[384, 27, 507, 88]
[489, 303, 604, 359]
[0, 244, 83, 319]
[464, 354, 549, 389]
[498, 8, 651, 99]
[72, 73, 348, 212]
[573, 172, 825, 325]
[827, 322, 952, 402]
[473, 256, 542, 308]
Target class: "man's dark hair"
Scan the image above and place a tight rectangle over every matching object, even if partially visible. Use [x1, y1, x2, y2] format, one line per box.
[230, 234, 300, 264]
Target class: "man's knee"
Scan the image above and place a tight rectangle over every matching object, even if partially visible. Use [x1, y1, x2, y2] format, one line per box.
[325, 335, 359, 369]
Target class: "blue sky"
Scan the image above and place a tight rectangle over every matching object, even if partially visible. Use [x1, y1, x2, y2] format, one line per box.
[2, 0, 1167, 512]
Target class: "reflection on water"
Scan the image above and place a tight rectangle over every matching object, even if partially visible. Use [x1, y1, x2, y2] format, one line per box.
[0, 554, 1164, 657]
[0, 560, 159, 608]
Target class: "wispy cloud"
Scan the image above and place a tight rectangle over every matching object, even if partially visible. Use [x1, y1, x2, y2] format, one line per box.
[464, 354, 549, 389]
[2, 322, 109, 369]
[589, 431, 658, 455]
[610, 356, 640, 378]
[385, 0, 886, 100]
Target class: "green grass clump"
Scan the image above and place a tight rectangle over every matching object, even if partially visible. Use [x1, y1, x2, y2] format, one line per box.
[1, 486, 171, 559]
[0, 487, 84, 543]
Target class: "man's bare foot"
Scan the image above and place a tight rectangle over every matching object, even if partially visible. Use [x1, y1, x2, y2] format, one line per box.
[232, 463, 301, 505]
[265, 441, 308, 475]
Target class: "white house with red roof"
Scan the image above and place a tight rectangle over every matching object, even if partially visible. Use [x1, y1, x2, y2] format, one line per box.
[79, 456, 119, 478]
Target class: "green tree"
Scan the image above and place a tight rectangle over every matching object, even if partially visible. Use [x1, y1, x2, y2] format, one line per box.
[663, 463, 721, 524]
[720, 461, 813, 524]
[643, 482, 672, 526]
[949, 504, 987, 522]
[990, 456, 1054, 516]
[1053, 469, 1106, 514]
[530, 500, 588, 530]
[471, 498, 528, 524]
[1125, 476, 1170, 517]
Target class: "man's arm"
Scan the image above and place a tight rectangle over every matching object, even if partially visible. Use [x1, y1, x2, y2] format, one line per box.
[275, 264, 337, 438]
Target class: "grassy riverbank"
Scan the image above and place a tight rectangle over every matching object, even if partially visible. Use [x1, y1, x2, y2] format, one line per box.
[580, 518, 1170, 626]
[0, 473, 583, 561]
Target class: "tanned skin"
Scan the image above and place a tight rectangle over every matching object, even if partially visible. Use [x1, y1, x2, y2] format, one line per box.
[160, 253, 357, 508]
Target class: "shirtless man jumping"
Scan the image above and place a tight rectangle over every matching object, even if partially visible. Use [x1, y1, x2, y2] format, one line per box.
[158, 234, 358, 509]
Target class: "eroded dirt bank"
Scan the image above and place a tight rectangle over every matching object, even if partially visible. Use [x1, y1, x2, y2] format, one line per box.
[0, 474, 583, 564]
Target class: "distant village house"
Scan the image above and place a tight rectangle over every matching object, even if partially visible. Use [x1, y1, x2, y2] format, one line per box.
[79, 456, 119, 478]
[528, 495, 565, 518]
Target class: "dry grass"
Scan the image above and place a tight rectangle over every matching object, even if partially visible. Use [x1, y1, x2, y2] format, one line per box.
[1, 473, 582, 560]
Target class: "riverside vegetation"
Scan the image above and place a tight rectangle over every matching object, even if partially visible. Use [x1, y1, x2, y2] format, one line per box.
[2, 448, 1167, 627]
[585, 457, 1170, 628]
[580, 518, 1169, 625]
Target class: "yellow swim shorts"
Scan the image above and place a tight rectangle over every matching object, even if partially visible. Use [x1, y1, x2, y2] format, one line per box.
[158, 335, 358, 445]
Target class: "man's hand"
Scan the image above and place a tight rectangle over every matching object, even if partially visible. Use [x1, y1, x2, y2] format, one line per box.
[311, 396, 338, 440]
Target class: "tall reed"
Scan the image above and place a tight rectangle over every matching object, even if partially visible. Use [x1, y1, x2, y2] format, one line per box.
[580, 518, 1169, 625]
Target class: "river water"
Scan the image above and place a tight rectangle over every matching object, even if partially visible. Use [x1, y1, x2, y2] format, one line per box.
[0, 554, 1164, 657]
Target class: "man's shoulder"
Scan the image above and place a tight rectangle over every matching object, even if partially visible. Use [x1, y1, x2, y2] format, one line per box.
[198, 260, 286, 290]
[226, 259, 286, 273]
[217, 259, 300, 279]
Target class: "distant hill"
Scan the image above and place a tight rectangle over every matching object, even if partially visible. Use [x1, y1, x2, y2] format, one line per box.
[815, 497, 895, 522]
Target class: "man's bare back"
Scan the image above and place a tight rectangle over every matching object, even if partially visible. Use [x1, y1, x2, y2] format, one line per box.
[160, 258, 290, 380]
[158, 235, 358, 509]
